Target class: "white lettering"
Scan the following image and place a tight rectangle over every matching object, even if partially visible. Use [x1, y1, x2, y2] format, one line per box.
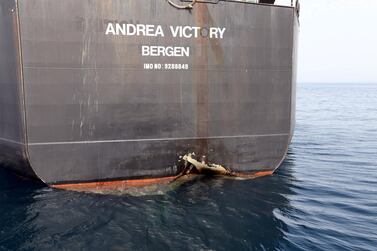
[136, 24, 146, 36]
[115, 23, 126, 35]
[209, 27, 218, 38]
[127, 24, 136, 36]
[218, 27, 226, 39]
[141, 45, 190, 57]
[181, 46, 189, 57]
[170, 26, 181, 38]
[105, 23, 116, 35]
[106, 23, 225, 39]
[142, 46, 150, 56]
[183, 26, 192, 38]
[155, 25, 165, 37]
[192, 27, 201, 38]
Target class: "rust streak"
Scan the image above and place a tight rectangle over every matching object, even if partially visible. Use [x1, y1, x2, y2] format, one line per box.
[236, 171, 274, 179]
[194, 4, 210, 154]
[51, 170, 274, 192]
[52, 175, 178, 191]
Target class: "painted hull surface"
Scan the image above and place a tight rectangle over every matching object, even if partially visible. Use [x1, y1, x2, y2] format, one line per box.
[0, 0, 298, 187]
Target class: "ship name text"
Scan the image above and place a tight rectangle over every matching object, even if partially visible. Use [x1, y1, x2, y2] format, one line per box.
[105, 23, 226, 39]
[104, 22, 226, 65]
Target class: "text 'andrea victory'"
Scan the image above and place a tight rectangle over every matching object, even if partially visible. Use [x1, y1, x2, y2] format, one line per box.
[105, 23, 226, 39]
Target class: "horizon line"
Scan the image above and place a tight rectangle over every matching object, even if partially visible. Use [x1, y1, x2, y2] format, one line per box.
[298, 82, 377, 85]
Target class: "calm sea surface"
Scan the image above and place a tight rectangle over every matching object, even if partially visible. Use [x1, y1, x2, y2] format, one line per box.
[1, 83, 377, 250]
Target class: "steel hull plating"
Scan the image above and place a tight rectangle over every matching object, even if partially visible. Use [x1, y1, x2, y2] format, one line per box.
[0, 0, 298, 186]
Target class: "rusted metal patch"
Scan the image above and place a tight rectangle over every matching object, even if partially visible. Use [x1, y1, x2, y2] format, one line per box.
[51, 153, 274, 196]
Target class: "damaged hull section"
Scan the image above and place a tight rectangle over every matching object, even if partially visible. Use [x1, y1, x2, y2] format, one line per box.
[0, 0, 299, 188]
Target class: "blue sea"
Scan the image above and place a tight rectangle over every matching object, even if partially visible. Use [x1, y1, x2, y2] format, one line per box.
[1, 83, 377, 250]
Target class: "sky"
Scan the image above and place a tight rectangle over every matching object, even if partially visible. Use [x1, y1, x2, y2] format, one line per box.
[294, 0, 377, 83]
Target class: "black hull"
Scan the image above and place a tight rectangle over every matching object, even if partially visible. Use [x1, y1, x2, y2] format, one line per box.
[0, 0, 299, 187]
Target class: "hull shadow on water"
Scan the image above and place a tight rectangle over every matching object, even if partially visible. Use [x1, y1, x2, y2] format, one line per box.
[0, 150, 297, 251]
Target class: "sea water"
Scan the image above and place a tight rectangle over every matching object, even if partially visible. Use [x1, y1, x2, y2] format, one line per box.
[1, 83, 377, 250]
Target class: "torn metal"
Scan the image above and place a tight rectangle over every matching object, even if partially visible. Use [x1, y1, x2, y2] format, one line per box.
[178, 153, 237, 177]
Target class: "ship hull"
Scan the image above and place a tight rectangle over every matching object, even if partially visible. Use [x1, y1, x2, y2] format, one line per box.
[0, 0, 298, 186]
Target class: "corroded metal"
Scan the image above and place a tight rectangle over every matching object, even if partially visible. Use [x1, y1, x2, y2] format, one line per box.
[0, 0, 299, 186]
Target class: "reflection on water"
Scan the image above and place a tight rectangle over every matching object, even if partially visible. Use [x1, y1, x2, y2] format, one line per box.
[1, 83, 377, 250]
[0, 159, 295, 250]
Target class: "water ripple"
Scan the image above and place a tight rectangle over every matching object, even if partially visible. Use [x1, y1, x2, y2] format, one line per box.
[1, 83, 377, 250]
